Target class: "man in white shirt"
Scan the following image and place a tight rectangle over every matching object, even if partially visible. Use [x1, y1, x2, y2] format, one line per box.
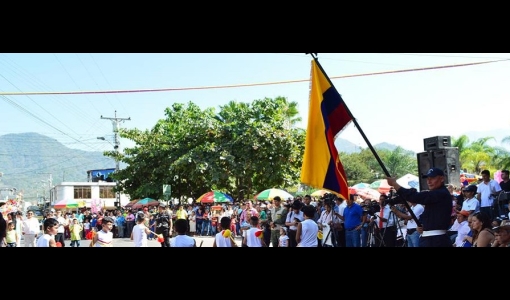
[453, 210, 470, 247]
[374, 194, 397, 247]
[22, 210, 41, 247]
[477, 169, 502, 221]
[391, 201, 424, 247]
[460, 185, 480, 214]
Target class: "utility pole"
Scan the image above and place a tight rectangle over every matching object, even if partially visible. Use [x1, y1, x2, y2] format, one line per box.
[101, 110, 131, 207]
[36, 173, 52, 209]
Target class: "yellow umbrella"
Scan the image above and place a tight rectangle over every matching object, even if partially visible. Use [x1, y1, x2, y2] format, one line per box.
[311, 190, 329, 197]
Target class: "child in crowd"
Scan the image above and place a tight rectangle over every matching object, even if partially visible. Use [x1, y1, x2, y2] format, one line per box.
[240, 211, 252, 247]
[37, 218, 59, 247]
[148, 215, 156, 240]
[243, 216, 266, 247]
[70, 218, 83, 247]
[213, 217, 237, 247]
[230, 214, 237, 238]
[170, 219, 196, 247]
[279, 226, 289, 247]
[83, 219, 91, 239]
[4, 221, 19, 247]
[92, 217, 114, 247]
[131, 212, 151, 247]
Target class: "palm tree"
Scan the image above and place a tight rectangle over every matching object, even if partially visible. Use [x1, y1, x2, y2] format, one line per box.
[282, 99, 302, 130]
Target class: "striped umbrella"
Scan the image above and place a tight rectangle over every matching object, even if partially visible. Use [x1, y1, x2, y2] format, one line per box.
[54, 199, 79, 209]
[196, 191, 233, 203]
[254, 188, 294, 201]
[369, 179, 392, 194]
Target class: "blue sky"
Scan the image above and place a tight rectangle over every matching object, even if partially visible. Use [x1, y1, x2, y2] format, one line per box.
[1, 53, 509, 155]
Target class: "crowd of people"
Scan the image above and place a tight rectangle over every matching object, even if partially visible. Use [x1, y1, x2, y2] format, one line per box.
[1, 168, 509, 247]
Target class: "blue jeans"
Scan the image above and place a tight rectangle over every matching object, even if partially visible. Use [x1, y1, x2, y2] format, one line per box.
[406, 230, 420, 247]
[236, 222, 241, 236]
[70, 240, 81, 247]
[197, 221, 203, 235]
[361, 224, 368, 247]
[201, 220, 211, 236]
[345, 228, 361, 247]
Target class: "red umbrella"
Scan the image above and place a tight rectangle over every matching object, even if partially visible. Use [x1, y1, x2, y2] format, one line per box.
[355, 188, 381, 200]
[131, 198, 160, 209]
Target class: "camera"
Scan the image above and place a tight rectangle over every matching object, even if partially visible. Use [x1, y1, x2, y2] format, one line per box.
[386, 195, 403, 206]
[385, 188, 415, 206]
[361, 200, 380, 216]
[321, 193, 337, 207]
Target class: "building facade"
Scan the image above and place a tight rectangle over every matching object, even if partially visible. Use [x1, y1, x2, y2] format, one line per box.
[50, 181, 130, 210]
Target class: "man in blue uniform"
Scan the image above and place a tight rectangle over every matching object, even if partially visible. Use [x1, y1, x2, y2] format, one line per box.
[386, 168, 452, 247]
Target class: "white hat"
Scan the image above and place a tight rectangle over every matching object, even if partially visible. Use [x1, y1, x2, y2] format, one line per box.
[50, 208, 56, 213]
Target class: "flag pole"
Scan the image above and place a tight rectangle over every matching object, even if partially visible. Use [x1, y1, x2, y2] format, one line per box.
[308, 53, 421, 227]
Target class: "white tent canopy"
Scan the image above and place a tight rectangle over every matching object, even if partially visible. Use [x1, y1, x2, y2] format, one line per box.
[396, 174, 420, 191]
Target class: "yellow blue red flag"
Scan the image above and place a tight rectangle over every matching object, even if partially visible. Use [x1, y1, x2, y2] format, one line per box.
[300, 59, 352, 200]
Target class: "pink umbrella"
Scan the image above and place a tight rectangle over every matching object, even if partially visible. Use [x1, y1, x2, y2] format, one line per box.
[355, 188, 381, 200]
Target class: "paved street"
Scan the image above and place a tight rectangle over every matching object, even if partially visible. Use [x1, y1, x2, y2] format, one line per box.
[20, 235, 245, 247]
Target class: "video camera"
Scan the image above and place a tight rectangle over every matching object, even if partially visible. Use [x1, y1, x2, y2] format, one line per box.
[361, 200, 380, 216]
[385, 188, 416, 206]
[321, 193, 337, 207]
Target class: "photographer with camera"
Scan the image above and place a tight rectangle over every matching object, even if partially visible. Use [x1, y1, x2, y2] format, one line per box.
[386, 168, 452, 247]
[317, 196, 339, 247]
[285, 200, 304, 247]
[390, 199, 424, 247]
[369, 194, 397, 247]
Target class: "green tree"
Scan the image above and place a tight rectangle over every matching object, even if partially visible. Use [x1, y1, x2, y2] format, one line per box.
[108, 97, 305, 202]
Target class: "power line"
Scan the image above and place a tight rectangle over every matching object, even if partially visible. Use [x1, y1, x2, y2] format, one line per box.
[1, 58, 507, 96]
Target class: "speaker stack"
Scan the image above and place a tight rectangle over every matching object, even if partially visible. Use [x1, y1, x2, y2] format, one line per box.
[417, 136, 460, 191]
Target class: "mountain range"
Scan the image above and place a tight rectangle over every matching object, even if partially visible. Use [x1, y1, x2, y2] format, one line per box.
[0, 132, 115, 204]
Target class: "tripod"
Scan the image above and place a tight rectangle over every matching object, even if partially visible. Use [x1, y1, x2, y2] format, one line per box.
[366, 216, 384, 247]
[392, 208, 407, 247]
[371, 210, 405, 247]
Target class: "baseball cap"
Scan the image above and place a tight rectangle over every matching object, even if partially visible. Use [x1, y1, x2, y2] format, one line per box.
[463, 185, 477, 193]
[457, 210, 470, 217]
[422, 167, 445, 178]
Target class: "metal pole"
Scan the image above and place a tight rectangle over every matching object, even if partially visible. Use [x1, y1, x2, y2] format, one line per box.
[101, 110, 130, 209]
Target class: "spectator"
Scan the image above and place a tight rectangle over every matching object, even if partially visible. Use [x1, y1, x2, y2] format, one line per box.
[470, 211, 495, 247]
[492, 223, 510, 247]
[452, 211, 470, 247]
[337, 194, 365, 247]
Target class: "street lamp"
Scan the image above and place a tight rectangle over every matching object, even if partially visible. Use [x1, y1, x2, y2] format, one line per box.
[97, 136, 121, 207]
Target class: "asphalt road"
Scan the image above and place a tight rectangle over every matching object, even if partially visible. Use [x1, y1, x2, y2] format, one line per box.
[32, 235, 245, 247]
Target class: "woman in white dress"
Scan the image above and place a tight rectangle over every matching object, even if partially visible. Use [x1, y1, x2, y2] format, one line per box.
[189, 211, 197, 236]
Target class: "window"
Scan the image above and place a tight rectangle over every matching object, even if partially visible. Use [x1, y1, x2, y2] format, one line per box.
[100, 186, 115, 198]
[74, 186, 91, 199]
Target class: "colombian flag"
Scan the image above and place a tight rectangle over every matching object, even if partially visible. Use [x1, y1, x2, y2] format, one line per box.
[300, 59, 352, 200]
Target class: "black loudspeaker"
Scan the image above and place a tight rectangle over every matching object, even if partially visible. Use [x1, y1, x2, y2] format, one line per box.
[432, 147, 460, 188]
[417, 152, 433, 191]
[424, 136, 451, 151]
[417, 147, 460, 191]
